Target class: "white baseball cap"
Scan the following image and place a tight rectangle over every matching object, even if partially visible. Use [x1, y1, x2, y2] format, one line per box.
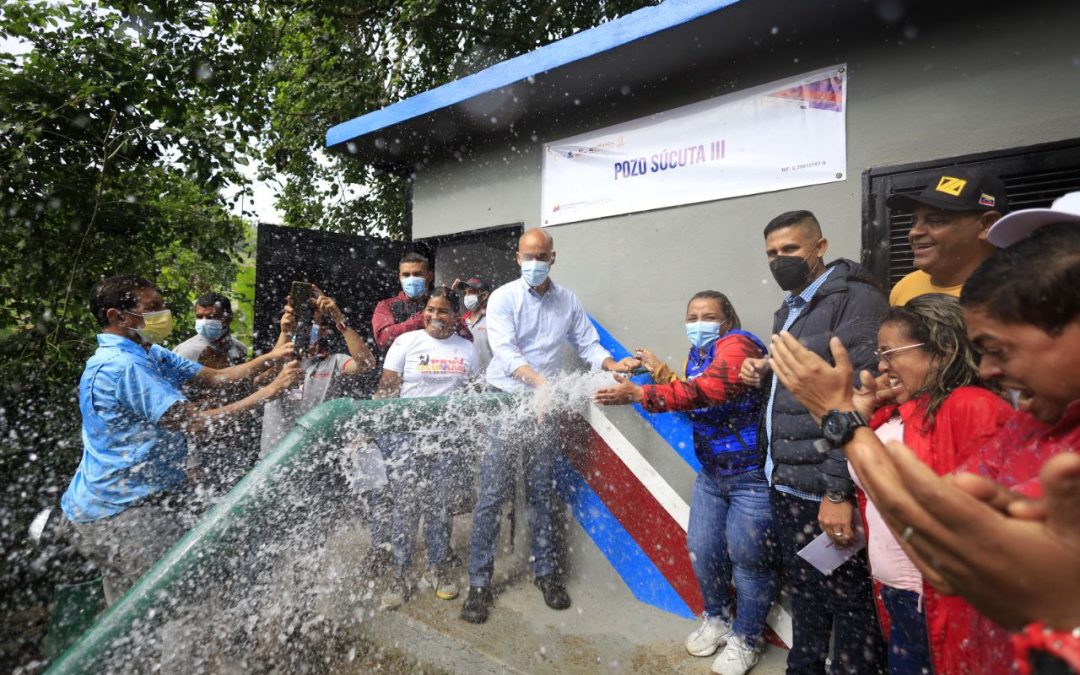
[987, 191, 1080, 248]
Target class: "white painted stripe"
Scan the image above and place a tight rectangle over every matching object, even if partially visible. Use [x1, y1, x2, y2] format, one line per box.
[586, 403, 690, 530]
[584, 403, 794, 647]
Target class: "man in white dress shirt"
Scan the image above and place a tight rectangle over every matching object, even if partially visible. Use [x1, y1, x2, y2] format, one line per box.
[460, 227, 638, 624]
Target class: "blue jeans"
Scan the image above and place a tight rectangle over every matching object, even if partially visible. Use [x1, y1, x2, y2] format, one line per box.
[468, 418, 558, 587]
[687, 467, 777, 641]
[880, 586, 932, 675]
[382, 433, 455, 572]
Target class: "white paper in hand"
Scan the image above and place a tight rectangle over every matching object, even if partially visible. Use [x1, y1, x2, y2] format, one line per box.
[796, 529, 867, 576]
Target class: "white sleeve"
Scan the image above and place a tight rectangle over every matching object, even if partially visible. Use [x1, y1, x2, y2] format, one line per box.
[566, 294, 612, 370]
[466, 341, 481, 377]
[383, 332, 408, 374]
[486, 289, 529, 374]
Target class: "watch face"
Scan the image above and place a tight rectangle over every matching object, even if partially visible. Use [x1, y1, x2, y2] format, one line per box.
[822, 412, 845, 445]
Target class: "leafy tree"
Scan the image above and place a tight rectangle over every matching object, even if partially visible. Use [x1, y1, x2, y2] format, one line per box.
[0, 0, 657, 666]
[0, 1, 250, 662]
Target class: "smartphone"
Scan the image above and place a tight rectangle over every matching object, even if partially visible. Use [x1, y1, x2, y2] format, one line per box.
[290, 281, 316, 358]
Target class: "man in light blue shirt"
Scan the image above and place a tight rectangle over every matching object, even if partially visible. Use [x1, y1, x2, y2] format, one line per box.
[460, 228, 638, 624]
[62, 275, 299, 604]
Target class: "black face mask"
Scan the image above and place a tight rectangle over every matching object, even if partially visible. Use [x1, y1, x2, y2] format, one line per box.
[769, 254, 814, 291]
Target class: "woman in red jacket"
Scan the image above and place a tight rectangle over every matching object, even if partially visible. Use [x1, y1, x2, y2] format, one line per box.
[778, 294, 1013, 674]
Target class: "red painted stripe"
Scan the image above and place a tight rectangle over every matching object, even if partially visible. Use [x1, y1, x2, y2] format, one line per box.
[562, 425, 704, 615]
[562, 420, 787, 649]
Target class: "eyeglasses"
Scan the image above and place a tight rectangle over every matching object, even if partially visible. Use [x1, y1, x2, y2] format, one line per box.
[874, 343, 925, 364]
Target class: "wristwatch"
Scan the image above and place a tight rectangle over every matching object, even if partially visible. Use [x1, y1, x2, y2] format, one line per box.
[820, 409, 868, 448]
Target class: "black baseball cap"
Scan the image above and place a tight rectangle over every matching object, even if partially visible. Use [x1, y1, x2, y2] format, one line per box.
[454, 277, 490, 293]
[886, 167, 1009, 214]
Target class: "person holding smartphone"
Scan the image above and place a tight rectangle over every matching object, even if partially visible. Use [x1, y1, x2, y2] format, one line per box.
[259, 286, 377, 456]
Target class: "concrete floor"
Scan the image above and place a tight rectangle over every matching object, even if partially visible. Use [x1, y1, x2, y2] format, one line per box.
[317, 509, 788, 675]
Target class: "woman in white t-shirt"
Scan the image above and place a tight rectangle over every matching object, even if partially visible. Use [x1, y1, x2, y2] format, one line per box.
[374, 286, 480, 609]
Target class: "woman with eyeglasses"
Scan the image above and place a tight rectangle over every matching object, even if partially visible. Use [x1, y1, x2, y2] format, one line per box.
[770, 293, 1013, 675]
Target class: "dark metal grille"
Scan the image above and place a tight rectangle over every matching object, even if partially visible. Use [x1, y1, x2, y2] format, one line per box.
[862, 140, 1080, 290]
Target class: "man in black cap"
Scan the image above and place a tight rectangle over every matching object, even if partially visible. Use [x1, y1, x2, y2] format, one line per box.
[454, 277, 492, 370]
[886, 167, 1008, 306]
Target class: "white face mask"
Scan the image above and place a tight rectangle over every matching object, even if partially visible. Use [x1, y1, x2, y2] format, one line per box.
[520, 260, 550, 287]
[463, 294, 480, 311]
[194, 318, 224, 342]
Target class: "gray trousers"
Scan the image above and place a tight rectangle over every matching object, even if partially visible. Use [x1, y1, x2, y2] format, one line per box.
[70, 505, 187, 605]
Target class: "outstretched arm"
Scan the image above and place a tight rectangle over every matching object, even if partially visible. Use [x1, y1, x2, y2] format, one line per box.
[161, 361, 301, 436]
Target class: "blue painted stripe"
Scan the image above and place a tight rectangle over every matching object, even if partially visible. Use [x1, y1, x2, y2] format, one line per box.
[590, 316, 701, 472]
[326, 0, 744, 148]
[554, 455, 694, 619]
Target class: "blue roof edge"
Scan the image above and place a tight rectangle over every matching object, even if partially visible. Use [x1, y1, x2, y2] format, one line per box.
[325, 0, 743, 149]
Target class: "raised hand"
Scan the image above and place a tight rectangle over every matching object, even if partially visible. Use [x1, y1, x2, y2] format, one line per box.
[769, 333, 855, 422]
[593, 374, 643, 406]
[739, 357, 770, 388]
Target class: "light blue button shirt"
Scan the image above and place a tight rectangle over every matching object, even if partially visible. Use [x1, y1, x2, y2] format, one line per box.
[764, 267, 834, 501]
[61, 334, 202, 523]
[485, 278, 613, 392]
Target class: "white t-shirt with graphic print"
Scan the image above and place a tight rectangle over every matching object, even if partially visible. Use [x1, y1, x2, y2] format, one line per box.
[383, 330, 480, 399]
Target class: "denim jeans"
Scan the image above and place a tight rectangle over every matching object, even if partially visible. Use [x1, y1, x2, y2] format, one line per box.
[880, 586, 932, 675]
[772, 490, 887, 675]
[687, 466, 777, 641]
[468, 418, 559, 587]
[381, 433, 456, 572]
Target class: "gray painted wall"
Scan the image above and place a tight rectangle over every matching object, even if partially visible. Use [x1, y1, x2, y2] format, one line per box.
[413, 1, 1080, 369]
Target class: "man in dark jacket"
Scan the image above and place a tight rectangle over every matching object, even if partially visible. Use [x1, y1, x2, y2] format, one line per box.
[740, 210, 887, 674]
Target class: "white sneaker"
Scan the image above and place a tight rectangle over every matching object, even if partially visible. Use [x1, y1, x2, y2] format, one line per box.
[710, 634, 760, 675]
[421, 567, 459, 600]
[685, 614, 733, 657]
[380, 578, 407, 610]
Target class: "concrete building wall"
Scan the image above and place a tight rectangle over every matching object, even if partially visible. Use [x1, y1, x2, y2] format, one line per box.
[413, 1, 1080, 368]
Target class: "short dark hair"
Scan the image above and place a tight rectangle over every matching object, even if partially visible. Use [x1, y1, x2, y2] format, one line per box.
[196, 292, 232, 316]
[427, 285, 461, 314]
[763, 210, 823, 239]
[961, 223, 1080, 335]
[399, 251, 430, 270]
[90, 275, 156, 327]
[688, 290, 741, 330]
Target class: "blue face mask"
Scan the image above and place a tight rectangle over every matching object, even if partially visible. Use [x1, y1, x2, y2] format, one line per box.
[194, 318, 224, 342]
[401, 276, 427, 299]
[308, 323, 320, 347]
[520, 260, 550, 287]
[685, 321, 724, 350]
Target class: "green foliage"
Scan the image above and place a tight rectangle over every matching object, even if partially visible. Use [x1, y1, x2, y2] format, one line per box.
[0, 0, 658, 666]
[0, 2, 250, 662]
[100, 0, 659, 237]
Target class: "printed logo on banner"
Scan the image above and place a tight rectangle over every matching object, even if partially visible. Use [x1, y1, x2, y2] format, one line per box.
[540, 65, 848, 226]
[768, 73, 845, 112]
[935, 176, 968, 196]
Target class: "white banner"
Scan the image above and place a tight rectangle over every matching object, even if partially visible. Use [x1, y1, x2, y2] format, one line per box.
[541, 65, 847, 226]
